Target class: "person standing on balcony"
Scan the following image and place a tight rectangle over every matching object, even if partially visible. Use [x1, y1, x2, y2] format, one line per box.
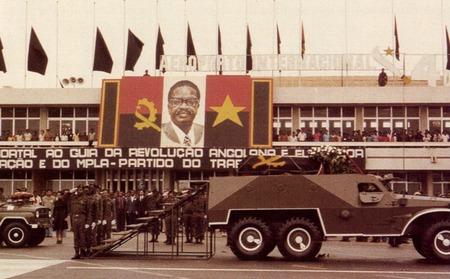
[378, 68, 388, 87]
[88, 129, 96, 147]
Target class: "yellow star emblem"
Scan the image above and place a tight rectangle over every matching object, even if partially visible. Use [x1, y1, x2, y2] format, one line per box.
[210, 95, 245, 127]
[384, 47, 394, 56]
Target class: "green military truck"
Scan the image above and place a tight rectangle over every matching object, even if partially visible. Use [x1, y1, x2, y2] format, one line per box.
[207, 174, 450, 263]
[0, 196, 51, 248]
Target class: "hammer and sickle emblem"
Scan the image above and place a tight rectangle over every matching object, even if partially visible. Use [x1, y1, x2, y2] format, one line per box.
[134, 98, 161, 132]
[252, 155, 286, 169]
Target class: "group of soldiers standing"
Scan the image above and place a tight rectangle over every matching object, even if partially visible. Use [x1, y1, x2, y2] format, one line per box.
[68, 184, 207, 260]
[68, 184, 115, 259]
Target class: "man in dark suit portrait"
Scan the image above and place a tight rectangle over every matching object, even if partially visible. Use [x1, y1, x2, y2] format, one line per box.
[161, 80, 204, 147]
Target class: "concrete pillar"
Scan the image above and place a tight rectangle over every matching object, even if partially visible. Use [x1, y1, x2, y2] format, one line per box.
[162, 169, 172, 192]
[419, 106, 428, 132]
[31, 170, 46, 193]
[355, 107, 363, 131]
[425, 171, 434, 196]
[292, 106, 299, 133]
[39, 108, 48, 131]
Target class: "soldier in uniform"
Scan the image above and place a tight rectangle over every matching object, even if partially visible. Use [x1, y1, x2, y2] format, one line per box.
[101, 189, 116, 240]
[93, 185, 104, 245]
[163, 191, 178, 245]
[191, 190, 207, 244]
[146, 188, 162, 242]
[69, 185, 90, 259]
[85, 184, 102, 255]
[182, 189, 194, 243]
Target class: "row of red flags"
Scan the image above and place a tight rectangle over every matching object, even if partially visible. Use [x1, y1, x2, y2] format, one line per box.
[2, 18, 442, 76]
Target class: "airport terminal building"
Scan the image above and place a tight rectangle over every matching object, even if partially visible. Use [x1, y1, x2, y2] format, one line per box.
[0, 74, 450, 198]
[1, 0, 450, 198]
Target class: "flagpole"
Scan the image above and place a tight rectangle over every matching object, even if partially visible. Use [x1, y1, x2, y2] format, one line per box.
[274, 0, 280, 78]
[272, 0, 275, 78]
[391, 0, 395, 79]
[24, 0, 28, 88]
[441, 0, 445, 82]
[155, 0, 159, 76]
[56, 0, 59, 88]
[91, 1, 96, 87]
[298, 0, 302, 84]
[215, 0, 219, 75]
[344, 0, 348, 86]
[245, 0, 248, 75]
[184, 0, 187, 77]
[122, 0, 126, 76]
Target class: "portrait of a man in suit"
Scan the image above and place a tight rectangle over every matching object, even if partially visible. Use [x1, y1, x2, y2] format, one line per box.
[161, 79, 204, 147]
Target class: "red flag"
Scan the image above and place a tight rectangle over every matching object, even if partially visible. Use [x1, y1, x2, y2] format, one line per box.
[0, 37, 6, 73]
[28, 28, 48, 75]
[218, 25, 223, 75]
[155, 26, 165, 73]
[246, 25, 252, 73]
[93, 28, 113, 73]
[116, 77, 164, 147]
[301, 22, 305, 59]
[446, 26, 450, 70]
[187, 23, 196, 57]
[186, 23, 197, 70]
[394, 17, 400, 61]
[125, 29, 144, 71]
[276, 23, 281, 55]
[205, 76, 252, 147]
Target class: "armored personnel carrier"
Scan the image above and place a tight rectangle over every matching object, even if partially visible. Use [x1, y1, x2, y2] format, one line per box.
[0, 193, 51, 248]
[208, 174, 450, 263]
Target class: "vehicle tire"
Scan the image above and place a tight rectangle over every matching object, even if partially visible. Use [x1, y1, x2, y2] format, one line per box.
[228, 217, 274, 260]
[420, 220, 450, 263]
[2, 222, 30, 248]
[276, 217, 323, 261]
[412, 235, 426, 258]
[28, 228, 46, 247]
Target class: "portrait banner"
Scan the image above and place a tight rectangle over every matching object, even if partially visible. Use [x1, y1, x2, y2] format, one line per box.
[98, 75, 272, 148]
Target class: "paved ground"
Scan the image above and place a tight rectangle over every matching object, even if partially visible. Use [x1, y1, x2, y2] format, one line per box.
[0, 233, 449, 279]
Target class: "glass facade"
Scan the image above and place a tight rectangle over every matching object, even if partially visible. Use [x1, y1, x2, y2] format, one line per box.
[363, 106, 420, 134]
[0, 107, 40, 139]
[47, 107, 99, 139]
[299, 106, 355, 138]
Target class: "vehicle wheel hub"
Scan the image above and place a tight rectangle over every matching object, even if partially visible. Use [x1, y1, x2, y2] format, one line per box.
[239, 227, 262, 252]
[287, 228, 311, 253]
[434, 230, 450, 255]
[8, 228, 25, 244]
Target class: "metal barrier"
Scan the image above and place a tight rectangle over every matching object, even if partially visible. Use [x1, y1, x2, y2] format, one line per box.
[90, 184, 215, 259]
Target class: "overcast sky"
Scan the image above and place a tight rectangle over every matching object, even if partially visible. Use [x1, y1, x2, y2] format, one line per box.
[0, 0, 449, 88]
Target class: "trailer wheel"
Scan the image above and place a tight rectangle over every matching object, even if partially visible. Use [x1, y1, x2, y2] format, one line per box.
[28, 228, 46, 247]
[229, 217, 274, 260]
[420, 220, 450, 263]
[2, 222, 30, 248]
[277, 217, 322, 261]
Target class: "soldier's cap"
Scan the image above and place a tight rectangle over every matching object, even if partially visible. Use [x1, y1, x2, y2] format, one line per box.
[83, 185, 90, 190]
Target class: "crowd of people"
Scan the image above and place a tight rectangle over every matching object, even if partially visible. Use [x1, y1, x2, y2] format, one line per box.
[0, 128, 97, 145]
[18, 184, 207, 259]
[275, 129, 450, 143]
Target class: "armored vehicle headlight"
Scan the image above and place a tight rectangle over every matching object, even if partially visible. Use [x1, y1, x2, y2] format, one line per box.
[35, 210, 39, 218]
[49, 211, 52, 218]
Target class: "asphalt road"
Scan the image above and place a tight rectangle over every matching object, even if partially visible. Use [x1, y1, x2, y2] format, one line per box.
[0, 233, 449, 279]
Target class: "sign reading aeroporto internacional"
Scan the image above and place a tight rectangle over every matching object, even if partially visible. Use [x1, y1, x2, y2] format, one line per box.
[0, 147, 365, 170]
[98, 75, 273, 148]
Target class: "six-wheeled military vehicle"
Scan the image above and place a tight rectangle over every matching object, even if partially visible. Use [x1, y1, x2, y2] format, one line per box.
[0, 195, 51, 248]
[208, 174, 450, 263]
